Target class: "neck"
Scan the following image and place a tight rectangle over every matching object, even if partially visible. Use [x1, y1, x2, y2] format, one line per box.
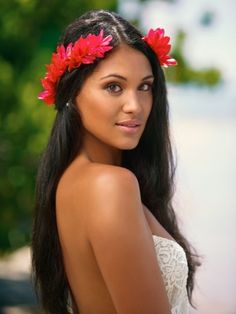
[80, 132, 122, 166]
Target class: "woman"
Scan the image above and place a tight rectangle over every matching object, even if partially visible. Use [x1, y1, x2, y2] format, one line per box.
[32, 9, 199, 314]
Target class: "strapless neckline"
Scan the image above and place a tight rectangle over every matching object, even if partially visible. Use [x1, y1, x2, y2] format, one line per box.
[151, 234, 189, 313]
[152, 234, 176, 243]
[152, 235, 184, 252]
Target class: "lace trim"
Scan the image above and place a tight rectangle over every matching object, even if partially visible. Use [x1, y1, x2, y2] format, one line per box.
[152, 235, 189, 314]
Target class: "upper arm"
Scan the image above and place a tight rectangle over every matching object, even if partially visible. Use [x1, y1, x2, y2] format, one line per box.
[86, 167, 171, 314]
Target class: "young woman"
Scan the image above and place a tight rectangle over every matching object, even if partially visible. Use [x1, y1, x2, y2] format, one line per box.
[32, 9, 199, 314]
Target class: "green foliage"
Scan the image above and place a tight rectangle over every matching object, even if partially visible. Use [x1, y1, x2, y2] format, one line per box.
[0, 0, 118, 253]
[166, 30, 221, 86]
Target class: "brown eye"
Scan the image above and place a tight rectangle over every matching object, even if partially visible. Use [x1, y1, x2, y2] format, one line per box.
[106, 83, 122, 93]
[139, 83, 153, 91]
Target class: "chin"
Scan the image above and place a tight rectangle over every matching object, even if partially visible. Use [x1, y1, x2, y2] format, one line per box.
[117, 139, 140, 150]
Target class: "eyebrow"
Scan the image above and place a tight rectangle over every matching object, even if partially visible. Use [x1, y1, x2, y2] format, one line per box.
[100, 74, 154, 81]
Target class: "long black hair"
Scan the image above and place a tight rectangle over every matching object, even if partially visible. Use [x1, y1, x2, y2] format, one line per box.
[32, 9, 200, 314]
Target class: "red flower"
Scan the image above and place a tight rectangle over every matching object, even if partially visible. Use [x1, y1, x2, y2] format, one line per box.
[68, 30, 113, 70]
[38, 30, 113, 105]
[38, 28, 177, 106]
[38, 78, 55, 105]
[143, 28, 177, 67]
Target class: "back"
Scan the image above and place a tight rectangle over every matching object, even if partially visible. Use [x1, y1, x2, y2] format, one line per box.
[56, 158, 171, 314]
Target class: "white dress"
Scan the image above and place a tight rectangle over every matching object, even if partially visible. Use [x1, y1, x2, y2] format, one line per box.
[152, 235, 189, 314]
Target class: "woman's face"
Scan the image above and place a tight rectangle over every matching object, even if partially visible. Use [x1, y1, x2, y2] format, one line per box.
[75, 44, 154, 151]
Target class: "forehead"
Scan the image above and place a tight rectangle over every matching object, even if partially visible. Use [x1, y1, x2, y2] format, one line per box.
[92, 44, 153, 79]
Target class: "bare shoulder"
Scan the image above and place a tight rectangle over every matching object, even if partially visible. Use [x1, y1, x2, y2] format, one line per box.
[83, 163, 171, 313]
[85, 163, 140, 199]
[85, 162, 138, 184]
[77, 163, 143, 231]
[56, 161, 141, 220]
[57, 162, 170, 313]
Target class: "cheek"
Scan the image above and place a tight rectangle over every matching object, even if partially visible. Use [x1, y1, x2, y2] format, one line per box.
[79, 105, 103, 130]
[143, 94, 153, 118]
[76, 95, 117, 131]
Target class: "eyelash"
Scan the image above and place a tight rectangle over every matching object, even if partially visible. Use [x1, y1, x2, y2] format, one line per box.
[105, 82, 153, 94]
[106, 83, 122, 93]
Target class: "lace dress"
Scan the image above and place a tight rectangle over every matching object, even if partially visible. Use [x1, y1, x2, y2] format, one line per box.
[152, 235, 189, 314]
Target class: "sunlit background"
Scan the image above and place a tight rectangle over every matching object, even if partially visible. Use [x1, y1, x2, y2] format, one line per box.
[0, 0, 235, 313]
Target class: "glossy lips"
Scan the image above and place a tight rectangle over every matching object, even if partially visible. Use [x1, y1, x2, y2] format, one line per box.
[116, 119, 141, 133]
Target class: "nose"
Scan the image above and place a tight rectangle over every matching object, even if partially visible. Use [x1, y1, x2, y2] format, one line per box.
[122, 91, 142, 114]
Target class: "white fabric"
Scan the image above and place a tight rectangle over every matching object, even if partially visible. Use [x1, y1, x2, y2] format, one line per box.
[152, 235, 189, 314]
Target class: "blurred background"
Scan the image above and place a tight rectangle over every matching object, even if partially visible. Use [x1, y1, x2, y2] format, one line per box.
[0, 0, 235, 313]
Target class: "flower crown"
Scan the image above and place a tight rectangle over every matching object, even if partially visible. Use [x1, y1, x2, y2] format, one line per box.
[38, 28, 177, 105]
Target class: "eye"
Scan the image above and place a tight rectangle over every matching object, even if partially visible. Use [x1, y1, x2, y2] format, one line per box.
[106, 83, 122, 93]
[139, 82, 153, 91]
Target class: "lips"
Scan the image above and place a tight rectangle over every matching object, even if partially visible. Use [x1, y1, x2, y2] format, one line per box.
[116, 120, 141, 127]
